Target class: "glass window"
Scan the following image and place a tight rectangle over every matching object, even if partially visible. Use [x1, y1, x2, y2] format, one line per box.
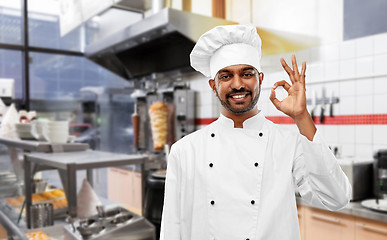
[0, 0, 22, 45]
[29, 52, 135, 153]
[0, 49, 23, 99]
[85, 8, 142, 46]
[28, 0, 83, 52]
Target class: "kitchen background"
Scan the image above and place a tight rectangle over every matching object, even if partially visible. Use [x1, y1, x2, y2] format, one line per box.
[0, 0, 386, 195]
[1, 0, 386, 161]
[0, 0, 387, 239]
[187, 0, 387, 161]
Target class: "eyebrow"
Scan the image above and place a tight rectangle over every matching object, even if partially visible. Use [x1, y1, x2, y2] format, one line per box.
[217, 67, 257, 75]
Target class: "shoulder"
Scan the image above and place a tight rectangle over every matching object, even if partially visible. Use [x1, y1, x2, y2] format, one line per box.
[264, 117, 300, 142]
[172, 123, 215, 151]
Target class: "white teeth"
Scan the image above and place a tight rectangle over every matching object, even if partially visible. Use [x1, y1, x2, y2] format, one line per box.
[232, 94, 246, 99]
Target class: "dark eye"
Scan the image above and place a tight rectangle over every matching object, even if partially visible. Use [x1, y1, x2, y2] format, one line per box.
[243, 72, 254, 77]
[219, 75, 230, 80]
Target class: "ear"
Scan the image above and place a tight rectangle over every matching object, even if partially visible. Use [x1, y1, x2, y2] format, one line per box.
[258, 72, 264, 85]
[209, 79, 217, 96]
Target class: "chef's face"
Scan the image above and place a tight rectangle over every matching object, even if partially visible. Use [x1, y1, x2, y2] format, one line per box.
[209, 64, 263, 115]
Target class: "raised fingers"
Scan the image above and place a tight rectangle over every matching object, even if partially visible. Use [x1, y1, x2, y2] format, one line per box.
[280, 58, 296, 84]
[292, 55, 300, 79]
[300, 61, 307, 83]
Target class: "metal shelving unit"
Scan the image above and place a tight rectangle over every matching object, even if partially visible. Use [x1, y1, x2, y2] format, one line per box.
[24, 151, 147, 228]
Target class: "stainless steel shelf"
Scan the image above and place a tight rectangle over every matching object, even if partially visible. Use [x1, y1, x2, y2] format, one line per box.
[24, 151, 148, 228]
[0, 137, 89, 153]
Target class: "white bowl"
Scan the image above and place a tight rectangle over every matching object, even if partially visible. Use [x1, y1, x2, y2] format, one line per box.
[43, 131, 69, 144]
[47, 121, 69, 127]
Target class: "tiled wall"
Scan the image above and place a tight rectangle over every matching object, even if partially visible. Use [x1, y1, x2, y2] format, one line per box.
[184, 32, 387, 161]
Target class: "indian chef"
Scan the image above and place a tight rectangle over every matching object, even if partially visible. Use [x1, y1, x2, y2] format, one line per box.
[160, 24, 351, 240]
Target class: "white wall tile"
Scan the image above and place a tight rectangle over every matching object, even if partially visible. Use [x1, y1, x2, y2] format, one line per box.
[339, 40, 356, 60]
[339, 59, 356, 79]
[374, 54, 387, 75]
[374, 94, 387, 114]
[325, 61, 340, 80]
[339, 80, 356, 96]
[355, 78, 373, 96]
[309, 46, 324, 62]
[355, 144, 374, 158]
[374, 33, 387, 55]
[339, 125, 356, 144]
[355, 125, 373, 144]
[340, 144, 356, 158]
[356, 57, 374, 77]
[337, 96, 356, 115]
[308, 62, 324, 83]
[324, 125, 339, 145]
[373, 125, 387, 145]
[356, 95, 373, 114]
[373, 145, 387, 154]
[356, 37, 374, 57]
[324, 43, 340, 61]
[374, 76, 387, 95]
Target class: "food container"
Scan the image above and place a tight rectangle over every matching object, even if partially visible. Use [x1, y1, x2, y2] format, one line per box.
[30, 203, 54, 228]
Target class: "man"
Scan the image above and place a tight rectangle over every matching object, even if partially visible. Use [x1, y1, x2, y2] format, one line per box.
[160, 24, 351, 240]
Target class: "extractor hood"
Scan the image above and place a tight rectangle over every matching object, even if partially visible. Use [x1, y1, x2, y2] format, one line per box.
[85, 7, 319, 80]
[85, 8, 235, 80]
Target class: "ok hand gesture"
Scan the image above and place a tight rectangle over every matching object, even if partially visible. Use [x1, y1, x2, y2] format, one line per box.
[270, 55, 316, 141]
[270, 54, 307, 121]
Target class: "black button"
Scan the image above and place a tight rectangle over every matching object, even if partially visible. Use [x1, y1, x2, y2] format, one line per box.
[211, 133, 215, 137]
[209, 163, 213, 167]
[251, 200, 255, 205]
[259, 132, 263, 137]
[210, 200, 215, 205]
[246, 239, 250, 240]
[254, 162, 259, 167]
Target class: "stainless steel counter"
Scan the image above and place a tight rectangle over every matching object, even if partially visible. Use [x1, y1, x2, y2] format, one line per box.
[296, 197, 387, 223]
[0, 137, 89, 153]
[24, 151, 148, 228]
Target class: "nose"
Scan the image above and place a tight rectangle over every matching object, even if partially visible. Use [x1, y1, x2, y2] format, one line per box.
[230, 75, 245, 90]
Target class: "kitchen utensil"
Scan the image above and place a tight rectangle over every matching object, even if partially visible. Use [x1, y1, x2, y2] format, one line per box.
[374, 150, 387, 201]
[132, 110, 140, 148]
[339, 159, 373, 201]
[32, 179, 47, 193]
[320, 88, 326, 124]
[360, 199, 387, 213]
[64, 207, 155, 240]
[15, 123, 37, 140]
[310, 90, 317, 122]
[329, 90, 334, 117]
[30, 203, 54, 228]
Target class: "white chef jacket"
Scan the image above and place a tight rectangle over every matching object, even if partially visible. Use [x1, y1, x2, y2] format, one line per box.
[160, 111, 351, 240]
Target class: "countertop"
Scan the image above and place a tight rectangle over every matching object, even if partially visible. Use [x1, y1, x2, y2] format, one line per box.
[296, 197, 387, 223]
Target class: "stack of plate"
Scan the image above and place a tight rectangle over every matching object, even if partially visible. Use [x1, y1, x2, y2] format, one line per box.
[15, 123, 36, 140]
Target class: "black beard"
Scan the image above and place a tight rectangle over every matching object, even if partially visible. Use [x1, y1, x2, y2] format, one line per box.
[215, 87, 261, 115]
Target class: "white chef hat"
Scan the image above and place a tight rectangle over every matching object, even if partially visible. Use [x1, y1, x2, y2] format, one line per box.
[190, 24, 262, 79]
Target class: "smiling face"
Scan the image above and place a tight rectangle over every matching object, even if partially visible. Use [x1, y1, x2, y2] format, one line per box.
[209, 64, 263, 118]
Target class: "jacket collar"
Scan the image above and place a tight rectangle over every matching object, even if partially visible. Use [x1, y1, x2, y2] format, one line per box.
[218, 110, 266, 130]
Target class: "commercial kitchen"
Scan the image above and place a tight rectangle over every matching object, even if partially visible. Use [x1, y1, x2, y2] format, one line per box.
[0, 0, 386, 239]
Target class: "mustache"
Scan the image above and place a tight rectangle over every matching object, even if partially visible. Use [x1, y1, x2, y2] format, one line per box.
[226, 88, 252, 98]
